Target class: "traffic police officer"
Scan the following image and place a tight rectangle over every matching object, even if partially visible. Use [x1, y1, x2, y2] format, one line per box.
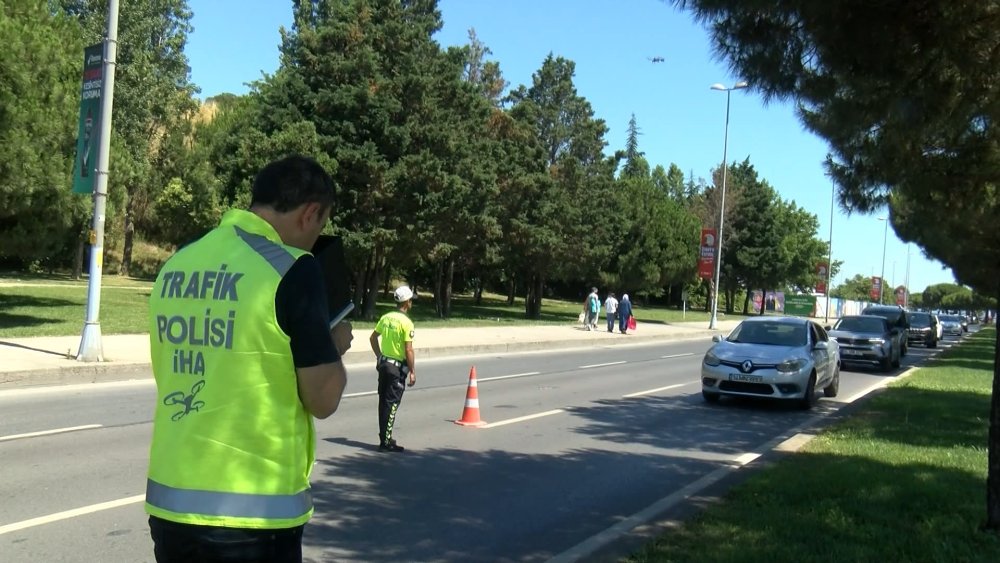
[145, 156, 352, 562]
[369, 285, 416, 452]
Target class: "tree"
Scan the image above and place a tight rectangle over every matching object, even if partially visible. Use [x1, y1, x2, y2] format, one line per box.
[832, 274, 876, 303]
[506, 54, 615, 317]
[671, 0, 1000, 529]
[0, 2, 89, 268]
[461, 28, 507, 107]
[620, 113, 645, 179]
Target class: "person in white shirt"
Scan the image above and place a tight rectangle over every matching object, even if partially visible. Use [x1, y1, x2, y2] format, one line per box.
[604, 293, 619, 333]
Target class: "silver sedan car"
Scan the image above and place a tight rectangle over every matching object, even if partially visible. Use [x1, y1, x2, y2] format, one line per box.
[702, 317, 840, 409]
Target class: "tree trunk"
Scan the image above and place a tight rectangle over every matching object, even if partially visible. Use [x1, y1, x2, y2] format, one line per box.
[705, 279, 711, 312]
[743, 289, 751, 314]
[352, 253, 372, 319]
[524, 274, 544, 319]
[506, 274, 516, 306]
[362, 245, 385, 321]
[442, 257, 454, 318]
[73, 237, 85, 280]
[434, 261, 444, 318]
[474, 275, 484, 305]
[120, 194, 136, 276]
[987, 285, 1000, 530]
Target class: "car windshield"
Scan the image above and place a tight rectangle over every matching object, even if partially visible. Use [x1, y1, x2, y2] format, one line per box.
[910, 313, 932, 327]
[728, 321, 807, 347]
[940, 315, 960, 322]
[863, 308, 901, 324]
[833, 317, 886, 333]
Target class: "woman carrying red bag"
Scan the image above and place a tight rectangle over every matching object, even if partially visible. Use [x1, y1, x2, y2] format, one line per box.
[619, 293, 634, 334]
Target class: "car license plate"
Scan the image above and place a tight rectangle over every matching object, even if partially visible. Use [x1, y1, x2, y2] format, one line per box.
[728, 373, 763, 383]
[841, 349, 861, 356]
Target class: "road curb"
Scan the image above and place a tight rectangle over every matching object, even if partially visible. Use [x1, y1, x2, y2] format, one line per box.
[0, 330, 717, 390]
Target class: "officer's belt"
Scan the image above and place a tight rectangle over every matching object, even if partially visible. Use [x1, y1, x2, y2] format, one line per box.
[380, 356, 404, 367]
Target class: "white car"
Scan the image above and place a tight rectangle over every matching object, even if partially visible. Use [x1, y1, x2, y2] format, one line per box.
[702, 317, 840, 410]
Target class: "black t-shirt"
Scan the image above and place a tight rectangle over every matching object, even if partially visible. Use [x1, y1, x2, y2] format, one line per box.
[274, 255, 341, 368]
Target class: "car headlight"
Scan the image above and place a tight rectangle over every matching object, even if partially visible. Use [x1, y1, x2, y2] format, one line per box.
[777, 358, 807, 373]
[704, 351, 721, 367]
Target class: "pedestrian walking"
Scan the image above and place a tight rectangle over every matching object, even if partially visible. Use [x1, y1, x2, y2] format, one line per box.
[604, 292, 619, 333]
[618, 293, 633, 334]
[369, 284, 417, 452]
[583, 287, 600, 330]
[145, 155, 353, 563]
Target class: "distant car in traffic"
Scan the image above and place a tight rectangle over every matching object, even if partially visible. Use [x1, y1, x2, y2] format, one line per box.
[938, 314, 964, 337]
[702, 317, 840, 410]
[827, 315, 900, 372]
[907, 311, 939, 348]
[860, 305, 910, 357]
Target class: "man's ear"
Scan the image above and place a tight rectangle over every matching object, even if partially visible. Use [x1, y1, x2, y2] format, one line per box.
[300, 202, 324, 227]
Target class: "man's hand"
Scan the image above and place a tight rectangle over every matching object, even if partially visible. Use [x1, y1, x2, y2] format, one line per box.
[407, 372, 416, 387]
[331, 321, 354, 356]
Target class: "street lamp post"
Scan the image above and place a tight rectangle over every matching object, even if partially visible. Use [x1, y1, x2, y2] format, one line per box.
[904, 244, 911, 308]
[825, 179, 835, 323]
[708, 81, 748, 330]
[878, 217, 889, 303]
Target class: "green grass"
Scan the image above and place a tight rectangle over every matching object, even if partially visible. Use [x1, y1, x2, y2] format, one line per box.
[0, 275, 717, 337]
[626, 328, 1000, 563]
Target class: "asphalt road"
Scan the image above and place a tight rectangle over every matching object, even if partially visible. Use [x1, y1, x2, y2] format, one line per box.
[0, 334, 962, 562]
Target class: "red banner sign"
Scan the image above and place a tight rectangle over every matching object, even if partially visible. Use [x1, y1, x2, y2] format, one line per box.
[870, 276, 882, 301]
[698, 228, 716, 280]
[816, 262, 828, 294]
[894, 286, 907, 306]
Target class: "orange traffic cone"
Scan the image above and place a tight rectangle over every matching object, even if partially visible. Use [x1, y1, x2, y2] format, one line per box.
[454, 366, 487, 427]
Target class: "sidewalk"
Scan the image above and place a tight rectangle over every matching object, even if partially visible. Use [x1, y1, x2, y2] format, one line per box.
[0, 320, 741, 389]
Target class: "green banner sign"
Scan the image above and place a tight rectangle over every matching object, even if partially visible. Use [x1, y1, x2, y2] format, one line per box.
[784, 294, 817, 317]
[72, 43, 104, 194]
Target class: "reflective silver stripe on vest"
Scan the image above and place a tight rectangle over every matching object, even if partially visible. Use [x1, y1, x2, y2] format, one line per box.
[146, 479, 312, 519]
[234, 227, 297, 276]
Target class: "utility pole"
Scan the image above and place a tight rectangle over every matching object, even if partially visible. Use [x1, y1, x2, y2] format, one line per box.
[904, 245, 911, 308]
[825, 178, 834, 323]
[78, 0, 120, 362]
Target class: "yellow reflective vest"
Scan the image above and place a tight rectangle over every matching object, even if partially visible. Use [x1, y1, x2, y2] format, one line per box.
[145, 209, 314, 529]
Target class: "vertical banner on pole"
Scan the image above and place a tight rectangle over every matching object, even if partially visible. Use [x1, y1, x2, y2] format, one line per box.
[816, 262, 828, 294]
[698, 228, 716, 280]
[894, 286, 907, 306]
[72, 44, 104, 194]
[870, 276, 882, 302]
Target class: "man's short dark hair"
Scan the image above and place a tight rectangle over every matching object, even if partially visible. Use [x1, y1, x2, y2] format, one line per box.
[251, 155, 336, 213]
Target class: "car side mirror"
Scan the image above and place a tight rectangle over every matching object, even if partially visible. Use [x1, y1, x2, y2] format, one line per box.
[712, 335, 722, 343]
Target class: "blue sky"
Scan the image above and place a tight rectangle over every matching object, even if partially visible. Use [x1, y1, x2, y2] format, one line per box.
[184, 0, 955, 293]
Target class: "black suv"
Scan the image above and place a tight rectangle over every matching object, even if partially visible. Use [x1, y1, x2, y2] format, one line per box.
[860, 305, 909, 357]
[907, 311, 940, 348]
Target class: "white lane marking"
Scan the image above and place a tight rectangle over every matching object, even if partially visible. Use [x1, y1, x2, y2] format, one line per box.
[478, 372, 540, 383]
[481, 409, 564, 429]
[579, 361, 626, 369]
[343, 390, 377, 398]
[622, 383, 686, 398]
[842, 366, 918, 404]
[775, 433, 816, 453]
[0, 494, 145, 536]
[661, 353, 696, 359]
[0, 424, 103, 443]
[733, 452, 760, 465]
[0, 379, 153, 398]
